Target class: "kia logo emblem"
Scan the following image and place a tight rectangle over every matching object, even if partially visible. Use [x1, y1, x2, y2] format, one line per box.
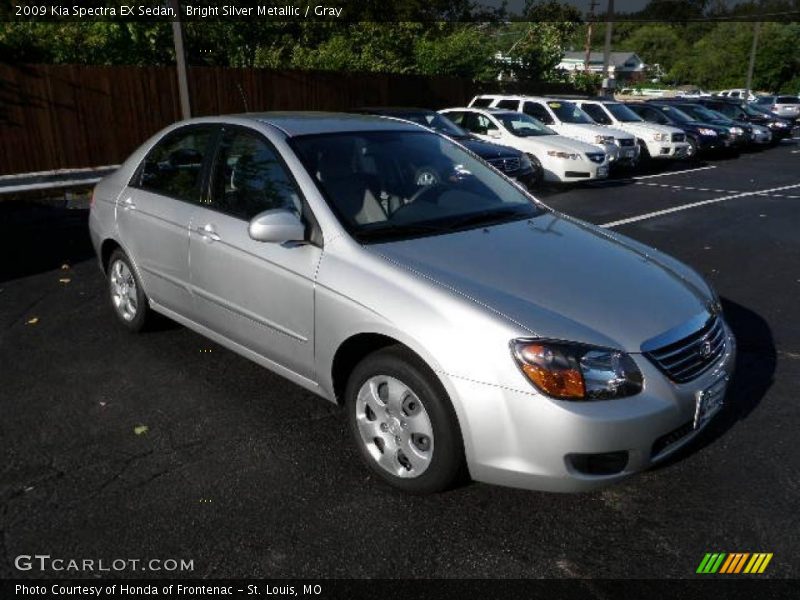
[700, 340, 713, 359]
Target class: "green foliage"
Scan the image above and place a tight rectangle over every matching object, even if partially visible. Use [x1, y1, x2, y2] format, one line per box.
[414, 24, 499, 81]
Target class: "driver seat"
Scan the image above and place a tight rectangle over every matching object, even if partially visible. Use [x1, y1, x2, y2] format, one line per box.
[315, 144, 386, 226]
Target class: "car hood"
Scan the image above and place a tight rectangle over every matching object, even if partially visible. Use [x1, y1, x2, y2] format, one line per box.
[613, 121, 681, 137]
[554, 122, 633, 141]
[522, 134, 603, 155]
[456, 136, 520, 159]
[368, 214, 711, 352]
[685, 121, 730, 134]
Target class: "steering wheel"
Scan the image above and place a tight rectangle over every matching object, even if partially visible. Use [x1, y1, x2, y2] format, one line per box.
[407, 181, 446, 206]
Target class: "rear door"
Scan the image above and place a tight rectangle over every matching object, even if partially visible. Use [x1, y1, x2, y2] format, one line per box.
[188, 125, 321, 380]
[119, 125, 216, 313]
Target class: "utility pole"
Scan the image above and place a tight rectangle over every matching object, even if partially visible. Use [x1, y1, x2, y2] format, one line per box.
[601, 0, 614, 97]
[584, 0, 599, 73]
[169, 0, 191, 119]
[745, 21, 761, 97]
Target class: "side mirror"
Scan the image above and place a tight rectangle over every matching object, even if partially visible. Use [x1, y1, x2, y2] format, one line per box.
[248, 209, 305, 244]
[487, 129, 502, 139]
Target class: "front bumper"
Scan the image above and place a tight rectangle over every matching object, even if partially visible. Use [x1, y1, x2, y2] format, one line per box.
[647, 141, 691, 159]
[451, 322, 737, 493]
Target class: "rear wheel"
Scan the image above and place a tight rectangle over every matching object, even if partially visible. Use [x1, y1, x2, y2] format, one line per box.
[345, 346, 465, 494]
[108, 249, 150, 332]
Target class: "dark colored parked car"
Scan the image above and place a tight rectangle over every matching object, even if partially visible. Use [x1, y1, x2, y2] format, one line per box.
[625, 102, 733, 158]
[697, 97, 795, 141]
[656, 100, 755, 148]
[355, 108, 539, 187]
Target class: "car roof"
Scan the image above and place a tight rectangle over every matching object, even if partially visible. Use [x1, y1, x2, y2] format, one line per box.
[237, 112, 424, 136]
[355, 107, 435, 115]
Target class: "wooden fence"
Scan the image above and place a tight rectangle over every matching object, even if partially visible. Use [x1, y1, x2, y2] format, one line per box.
[0, 63, 576, 175]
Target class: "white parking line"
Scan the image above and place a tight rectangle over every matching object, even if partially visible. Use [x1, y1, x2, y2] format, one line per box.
[631, 165, 717, 180]
[602, 182, 800, 228]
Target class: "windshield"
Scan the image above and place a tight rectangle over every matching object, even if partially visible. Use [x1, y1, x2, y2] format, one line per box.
[777, 96, 799, 104]
[495, 112, 555, 137]
[742, 104, 765, 117]
[681, 105, 729, 123]
[658, 105, 694, 123]
[547, 101, 594, 124]
[291, 131, 543, 244]
[606, 103, 643, 122]
[391, 112, 470, 138]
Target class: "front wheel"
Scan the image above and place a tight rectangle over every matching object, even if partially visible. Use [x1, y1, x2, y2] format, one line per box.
[345, 346, 465, 494]
[526, 153, 544, 187]
[686, 136, 699, 160]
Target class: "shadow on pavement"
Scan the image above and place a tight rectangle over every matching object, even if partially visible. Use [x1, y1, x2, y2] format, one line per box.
[0, 199, 94, 282]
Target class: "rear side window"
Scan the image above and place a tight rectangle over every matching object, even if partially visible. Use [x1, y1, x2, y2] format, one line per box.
[495, 100, 519, 110]
[522, 102, 554, 124]
[209, 128, 302, 221]
[471, 97, 494, 108]
[137, 127, 215, 202]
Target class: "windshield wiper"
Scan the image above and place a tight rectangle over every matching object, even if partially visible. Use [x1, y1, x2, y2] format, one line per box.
[356, 222, 450, 242]
[443, 207, 534, 231]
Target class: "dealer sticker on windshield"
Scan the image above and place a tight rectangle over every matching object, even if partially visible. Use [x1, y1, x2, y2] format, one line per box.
[694, 375, 728, 429]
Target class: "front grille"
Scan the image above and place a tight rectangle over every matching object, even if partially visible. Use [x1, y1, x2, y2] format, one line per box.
[618, 138, 635, 147]
[645, 316, 726, 383]
[672, 133, 686, 142]
[651, 421, 694, 457]
[586, 152, 605, 164]
[487, 157, 521, 173]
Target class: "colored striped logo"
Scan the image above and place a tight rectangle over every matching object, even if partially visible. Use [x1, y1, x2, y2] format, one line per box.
[696, 552, 773, 574]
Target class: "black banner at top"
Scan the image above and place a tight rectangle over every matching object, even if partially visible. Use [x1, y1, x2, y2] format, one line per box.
[3, 0, 800, 22]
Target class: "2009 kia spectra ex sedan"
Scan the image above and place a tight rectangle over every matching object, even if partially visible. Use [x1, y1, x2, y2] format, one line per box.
[89, 113, 736, 494]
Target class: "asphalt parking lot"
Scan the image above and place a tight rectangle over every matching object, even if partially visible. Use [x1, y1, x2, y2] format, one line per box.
[1, 140, 799, 579]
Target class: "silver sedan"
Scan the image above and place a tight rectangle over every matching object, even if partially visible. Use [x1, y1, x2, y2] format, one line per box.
[89, 113, 736, 494]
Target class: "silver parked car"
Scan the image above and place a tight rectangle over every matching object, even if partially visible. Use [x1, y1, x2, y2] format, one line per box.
[89, 113, 736, 494]
[754, 95, 800, 120]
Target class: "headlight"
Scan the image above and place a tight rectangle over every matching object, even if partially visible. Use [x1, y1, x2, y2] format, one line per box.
[773, 121, 789, 128]
[653, 132, 669, 141]
[547, 150, 579, 160]
[594, 134, 615, 144]
[697, 128, 718, 136]
[729, 126, 744, 135]
[511, 340, 643, 400]
[520, 153, 533, 169]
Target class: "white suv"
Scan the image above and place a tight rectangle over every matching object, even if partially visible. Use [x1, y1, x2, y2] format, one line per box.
[469, 95, 639, 166]
[574, 99, 690, 160]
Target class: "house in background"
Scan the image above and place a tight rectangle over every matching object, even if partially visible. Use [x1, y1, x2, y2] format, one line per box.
[557, 51, 646, 82]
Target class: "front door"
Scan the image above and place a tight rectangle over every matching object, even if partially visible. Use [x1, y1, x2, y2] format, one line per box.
[188, 126, 321, 380]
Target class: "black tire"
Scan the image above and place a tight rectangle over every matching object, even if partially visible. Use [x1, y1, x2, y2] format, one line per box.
[345, 345, 466, 494]
[637, 140, 651, 161]
[686, 136, 699, 160]
[107, 249, 151, 333]
[527, 154, 544, 187]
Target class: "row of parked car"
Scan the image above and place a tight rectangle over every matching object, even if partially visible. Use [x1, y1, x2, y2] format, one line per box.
[360, 94, 798, 188]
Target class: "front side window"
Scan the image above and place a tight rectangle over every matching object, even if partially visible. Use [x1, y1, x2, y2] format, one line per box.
[581, 104, 612, 125]
[138, 127, 214, 202]
[209, 129, 301, 221]
[290, 131, 543, 244]
[523, 102, 554, 125]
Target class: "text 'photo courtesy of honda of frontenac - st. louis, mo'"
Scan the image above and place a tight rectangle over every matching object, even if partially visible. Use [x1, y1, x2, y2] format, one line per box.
[89, 112, 736, 494]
